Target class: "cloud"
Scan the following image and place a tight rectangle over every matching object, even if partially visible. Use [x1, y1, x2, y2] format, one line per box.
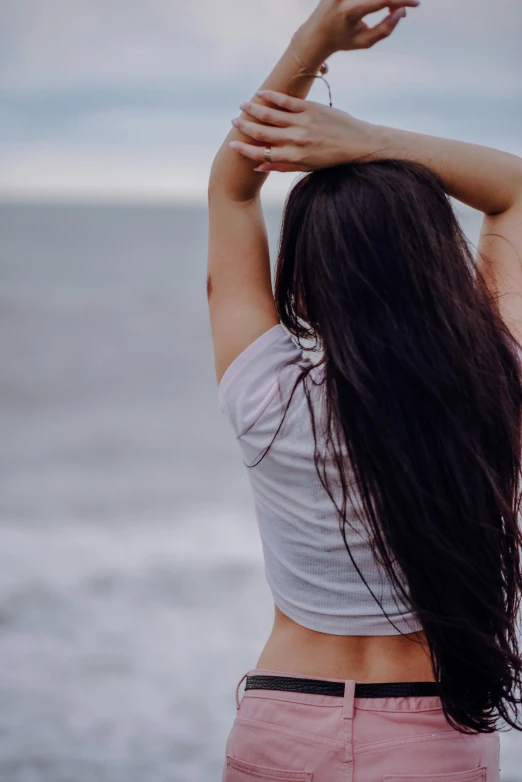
[0, 0, 520, 200]
[2, 0, 520, 97]
[0, 0, 298, 94]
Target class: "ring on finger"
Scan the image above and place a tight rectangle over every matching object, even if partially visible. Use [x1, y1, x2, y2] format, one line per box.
[264, 146, 272, 163]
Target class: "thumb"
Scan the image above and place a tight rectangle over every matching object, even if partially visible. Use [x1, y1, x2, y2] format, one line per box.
[254, 163, 309, 173]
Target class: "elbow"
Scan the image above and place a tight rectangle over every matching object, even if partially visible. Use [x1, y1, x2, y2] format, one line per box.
[513, 155, 522, 200]
[487, 154, 522, 217]
[207, 159, 232, 204]
[508, 154, 522, 208]
[208, 159, 220, 202]
[508, 152, 522, 196]
[207, 178, 215, 205]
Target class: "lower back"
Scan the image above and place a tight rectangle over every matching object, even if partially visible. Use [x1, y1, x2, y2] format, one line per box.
[255, 604, 435, 683]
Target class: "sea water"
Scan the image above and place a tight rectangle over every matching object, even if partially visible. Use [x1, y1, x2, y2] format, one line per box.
[0, 202, 519, 781]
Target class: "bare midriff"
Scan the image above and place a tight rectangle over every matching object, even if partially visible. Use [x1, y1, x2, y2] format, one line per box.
[255, 604, 436, 683]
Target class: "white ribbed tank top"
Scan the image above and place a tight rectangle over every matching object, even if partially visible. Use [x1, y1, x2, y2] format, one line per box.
[218, 324, 422, 636]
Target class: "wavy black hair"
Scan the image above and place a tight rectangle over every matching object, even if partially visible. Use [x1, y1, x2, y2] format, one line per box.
[250, 159, 522, 734]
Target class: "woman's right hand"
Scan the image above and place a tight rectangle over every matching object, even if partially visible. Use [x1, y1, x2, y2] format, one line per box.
[230, 91, 382, 173]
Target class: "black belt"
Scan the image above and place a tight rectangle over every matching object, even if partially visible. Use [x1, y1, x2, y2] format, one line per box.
[245, 675, 440, 699]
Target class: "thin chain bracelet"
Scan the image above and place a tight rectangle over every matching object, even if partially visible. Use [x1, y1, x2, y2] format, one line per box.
[287, 32, 333, 107]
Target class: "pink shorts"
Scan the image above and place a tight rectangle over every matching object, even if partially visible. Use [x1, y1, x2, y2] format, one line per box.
[222, 668, 500, 781]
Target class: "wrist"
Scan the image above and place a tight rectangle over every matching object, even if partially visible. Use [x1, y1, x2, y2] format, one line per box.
[365, 123, 391, 160]
[339, 117, 387, 164]
[294, 16, 337, 64]
[369, 124, 412, 162]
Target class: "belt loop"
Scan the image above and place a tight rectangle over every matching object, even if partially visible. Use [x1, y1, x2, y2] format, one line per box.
[342, 679, 356, 770]
[235, 672, 248, 710]
[342, 679, 356, 721]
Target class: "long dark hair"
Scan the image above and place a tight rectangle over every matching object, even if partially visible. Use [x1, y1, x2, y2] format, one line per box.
[253, 159, 522, 734]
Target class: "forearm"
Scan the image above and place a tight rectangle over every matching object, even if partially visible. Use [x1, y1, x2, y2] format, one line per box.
[369, 125, 522, 216]
[208, 16, 334, 203]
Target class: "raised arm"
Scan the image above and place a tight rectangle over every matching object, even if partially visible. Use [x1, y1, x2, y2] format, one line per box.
[231, 94, 522, 343]
[207, 0, 421, 387]
[208, 1, 420, 203]
[366, 127, 522, 343]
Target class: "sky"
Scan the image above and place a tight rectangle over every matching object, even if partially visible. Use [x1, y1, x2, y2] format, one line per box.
[1, 0, 520, 203]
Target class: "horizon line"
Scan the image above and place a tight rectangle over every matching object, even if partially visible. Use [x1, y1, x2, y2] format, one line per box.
[0, 193, 288, 208]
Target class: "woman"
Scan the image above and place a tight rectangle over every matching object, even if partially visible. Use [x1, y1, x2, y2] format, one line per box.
[207, 1, 522, 779]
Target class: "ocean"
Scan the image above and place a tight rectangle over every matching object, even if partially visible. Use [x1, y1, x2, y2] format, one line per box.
[0, 201, 520, 781]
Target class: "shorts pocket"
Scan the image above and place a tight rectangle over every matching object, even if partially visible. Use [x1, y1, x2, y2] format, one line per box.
[226, 755, 313, 781]
[384, 766, 487, 781]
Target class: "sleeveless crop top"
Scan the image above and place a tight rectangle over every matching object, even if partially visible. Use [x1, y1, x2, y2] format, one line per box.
[218, 323, 423, 636]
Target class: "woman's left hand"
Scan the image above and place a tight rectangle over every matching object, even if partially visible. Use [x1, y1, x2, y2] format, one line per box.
[309, 0, 420, 54]
[229, 90, 379, 173]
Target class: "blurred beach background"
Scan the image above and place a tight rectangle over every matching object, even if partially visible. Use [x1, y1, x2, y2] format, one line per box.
[1, 1, 521, 780]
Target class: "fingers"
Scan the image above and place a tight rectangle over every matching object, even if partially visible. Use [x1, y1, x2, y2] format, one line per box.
[229, 139, 299, 168]
[228, 91, 310, 171]
[231, 115, 291, 145]
[357, 0, 420, 13]
[358, 6, 406, 45]
[239, 100, 295, 128]
[253, 163, 310, 173]
[255, 89, 307, 113]
[229, 140, 277, 163]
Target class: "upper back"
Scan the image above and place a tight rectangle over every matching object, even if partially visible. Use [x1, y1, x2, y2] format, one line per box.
[218, 323, 422, 636]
